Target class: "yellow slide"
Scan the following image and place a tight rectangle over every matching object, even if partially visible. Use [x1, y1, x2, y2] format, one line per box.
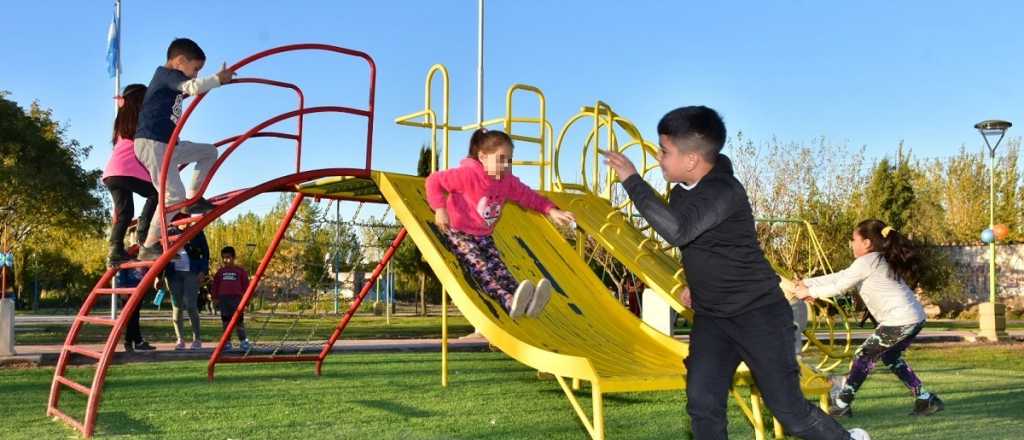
[366, 171, 830, 439]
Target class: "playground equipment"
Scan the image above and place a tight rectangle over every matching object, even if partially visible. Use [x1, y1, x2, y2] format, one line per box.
[49, 44, 847, 439]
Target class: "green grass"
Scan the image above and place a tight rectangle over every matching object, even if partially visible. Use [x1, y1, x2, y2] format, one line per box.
[15, 313, 474, 345]
[3, 344, 1022, 439]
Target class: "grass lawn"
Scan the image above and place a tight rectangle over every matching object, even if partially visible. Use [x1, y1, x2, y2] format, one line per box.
[2, 343, 1022, 439]
[15, 313, 475, 345]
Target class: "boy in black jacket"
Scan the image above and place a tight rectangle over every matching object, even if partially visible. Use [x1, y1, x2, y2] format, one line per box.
[602, 106, 868, 440]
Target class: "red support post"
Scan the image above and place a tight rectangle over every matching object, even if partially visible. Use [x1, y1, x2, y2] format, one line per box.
[315, 228, 407, 376]
[208, 192, 305, 381]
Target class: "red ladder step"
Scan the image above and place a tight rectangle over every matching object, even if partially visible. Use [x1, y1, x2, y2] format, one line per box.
[48, 407, 86, 434]
[55, 376, 92, 395]
[66, 345, 104, 360]
[94, 288, 134, 295]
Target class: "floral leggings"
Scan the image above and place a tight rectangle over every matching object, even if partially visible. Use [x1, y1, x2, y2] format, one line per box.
[441, 229, 518, 313]
[837, 320, 926, 405]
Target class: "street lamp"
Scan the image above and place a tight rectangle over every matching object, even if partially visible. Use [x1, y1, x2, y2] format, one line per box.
[974, 119, 1012, 341]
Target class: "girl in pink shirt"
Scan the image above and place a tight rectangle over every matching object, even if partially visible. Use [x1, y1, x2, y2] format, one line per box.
[102, 84, 158, 266]
[426, 129, 575, 319]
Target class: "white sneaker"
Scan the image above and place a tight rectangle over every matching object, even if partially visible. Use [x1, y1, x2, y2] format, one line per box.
[849, 428, 871, 440]
[509, 280, 535, 319]
[190, 340, 202, 350]
[526, 279, 553, 318]
[174, 340, 186, 350]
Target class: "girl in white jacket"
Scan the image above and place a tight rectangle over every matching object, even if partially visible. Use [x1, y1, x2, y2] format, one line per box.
[794, 219, 943, 418]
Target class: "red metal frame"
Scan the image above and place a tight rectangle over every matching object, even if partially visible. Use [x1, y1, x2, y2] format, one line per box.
[157, 43, 376, 251]
[315, 228, 408, 375]
[48, 43, 380, 438]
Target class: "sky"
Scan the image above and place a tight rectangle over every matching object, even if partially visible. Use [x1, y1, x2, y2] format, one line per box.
[3, 1, 1023, 219]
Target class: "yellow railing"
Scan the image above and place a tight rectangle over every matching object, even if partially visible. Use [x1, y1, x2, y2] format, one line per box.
[395, 65, 552, 190]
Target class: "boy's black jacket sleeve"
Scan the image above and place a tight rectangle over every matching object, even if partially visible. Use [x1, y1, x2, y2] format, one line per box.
[621, 174, 735, 247]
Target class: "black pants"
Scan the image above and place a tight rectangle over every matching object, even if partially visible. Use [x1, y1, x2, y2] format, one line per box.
[104, 176, 158, 252]
[124, 306, 142, 344]
[685, 300, 850, 440]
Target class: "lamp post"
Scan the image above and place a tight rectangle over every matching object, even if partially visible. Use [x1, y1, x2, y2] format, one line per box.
[974, 119, 1012, 341]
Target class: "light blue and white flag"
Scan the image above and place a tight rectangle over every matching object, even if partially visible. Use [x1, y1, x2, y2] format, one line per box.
[106, 2, 120, 78]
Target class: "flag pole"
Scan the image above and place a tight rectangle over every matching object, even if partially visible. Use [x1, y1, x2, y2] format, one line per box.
[113, 0, 121, 117]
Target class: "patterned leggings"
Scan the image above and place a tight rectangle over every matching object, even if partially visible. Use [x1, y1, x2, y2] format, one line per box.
[441, 229, 519, 313]
[838, 320, 925, 405]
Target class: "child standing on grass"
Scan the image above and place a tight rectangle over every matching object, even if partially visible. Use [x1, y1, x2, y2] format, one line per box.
[135, 38, 235, 260]
[602, 106, 868, 440]
[212, 246, 250, 351]
[793, 219, 943, 417]
[426, 129, 575, 319]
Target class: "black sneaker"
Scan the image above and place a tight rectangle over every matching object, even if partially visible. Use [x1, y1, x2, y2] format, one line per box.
[183, 198, 216, 215]
[107, 248, 131, 267]
[830, 404, 853, 418]
[138, 243, 163, 261]
[123, 341, 135, 352]
[134, 341, 156, 351]
[910, 394, 944, 416]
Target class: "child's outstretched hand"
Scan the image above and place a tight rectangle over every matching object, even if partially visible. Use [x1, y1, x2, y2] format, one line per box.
[435, 208, 451, 233]
[547, 208, 576, 227]
[599, 150, 638, 181]
[216, 62, 236, 85]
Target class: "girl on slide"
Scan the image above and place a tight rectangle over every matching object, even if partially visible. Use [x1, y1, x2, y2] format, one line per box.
[425, 129, 575, 319]
[793, 219, 943, 417]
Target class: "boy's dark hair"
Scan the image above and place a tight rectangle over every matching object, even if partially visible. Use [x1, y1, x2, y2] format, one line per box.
[657, 106, 726, 163]
[221, 246, 236, 257]
[167, 38, 206, 61]
[855, 219, 922, 286]
[112, 84, 146, 145]
[467, 128, 514, 159]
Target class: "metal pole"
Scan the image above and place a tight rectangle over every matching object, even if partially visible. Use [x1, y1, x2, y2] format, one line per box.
[109, 0, 122, 320]
[113, 0, 121, 117]
[989, 151, 996, 304]
[476, 0, 484, 125]
[334, 201, 340, 314]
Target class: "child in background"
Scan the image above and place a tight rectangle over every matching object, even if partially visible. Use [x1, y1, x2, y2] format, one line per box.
[793, 219, 943, 417]
[135, 38, 235, 260]
[212, 246, 250, 350]
[425, 129, 575, 319]
[115, 267, 155, 352]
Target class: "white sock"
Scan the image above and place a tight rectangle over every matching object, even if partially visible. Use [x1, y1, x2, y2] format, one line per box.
[918, 391, 931, 400]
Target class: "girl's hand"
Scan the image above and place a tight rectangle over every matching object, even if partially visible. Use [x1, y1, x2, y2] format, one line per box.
[547, 209, 576, 227]
[679, 286, 692, 308]
[794, 284, 814, 303]
[435, 208, 451, 233]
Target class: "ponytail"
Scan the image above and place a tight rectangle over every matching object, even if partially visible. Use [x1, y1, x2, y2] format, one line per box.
[855, 219, 922, 286]
[467, 128, 513, 159]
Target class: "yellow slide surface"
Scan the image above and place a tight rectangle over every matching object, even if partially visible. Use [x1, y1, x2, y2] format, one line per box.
[374, 171, 687, 393]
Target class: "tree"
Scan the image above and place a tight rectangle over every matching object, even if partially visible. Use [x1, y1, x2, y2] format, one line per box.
[863, 144, 916, 232]
[388, 145, 440, 315]
[0, 92, 106, 299]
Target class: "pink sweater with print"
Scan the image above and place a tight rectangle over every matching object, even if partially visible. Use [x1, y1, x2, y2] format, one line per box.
[102, 138, 152, 182]
[426, 158, 556, 236]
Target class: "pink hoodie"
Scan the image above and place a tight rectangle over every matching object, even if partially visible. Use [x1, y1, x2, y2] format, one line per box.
[102, 138, 152, 182]
[426, 158, 556, 236]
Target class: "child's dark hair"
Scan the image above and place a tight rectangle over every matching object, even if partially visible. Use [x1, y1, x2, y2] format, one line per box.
[657, 106, 726, 163]
[467, 128, 513, 159]
[856, 219, 922, 286]
[221, 246, 236, 257]
[167, 38, 206, 61]
[112, 84, 147, 145]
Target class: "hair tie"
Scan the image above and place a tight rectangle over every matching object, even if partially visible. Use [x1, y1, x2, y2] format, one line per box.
[881, 226, 893, 238]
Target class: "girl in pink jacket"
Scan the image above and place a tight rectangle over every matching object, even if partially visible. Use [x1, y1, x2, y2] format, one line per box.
[102, 84, 158, 266]
[426, 129, 575, 319]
